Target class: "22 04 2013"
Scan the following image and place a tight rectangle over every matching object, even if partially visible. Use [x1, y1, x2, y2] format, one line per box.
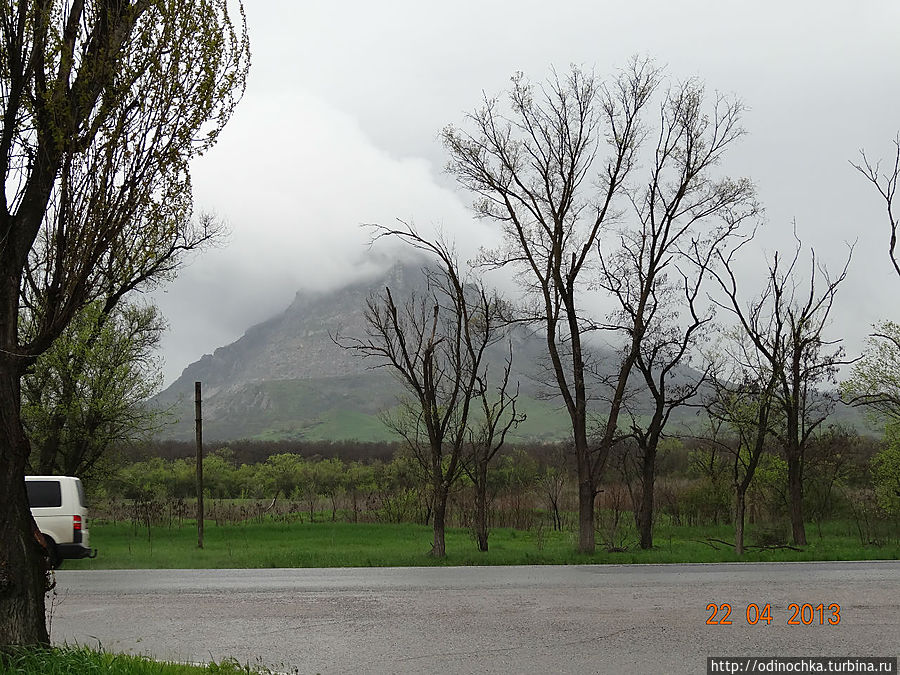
[706, 602, 841, 626]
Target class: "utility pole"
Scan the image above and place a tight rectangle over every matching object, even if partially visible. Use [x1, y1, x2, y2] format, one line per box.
[195, 381, 204, 549]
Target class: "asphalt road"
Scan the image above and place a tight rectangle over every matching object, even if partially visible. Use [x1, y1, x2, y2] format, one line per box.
[51, 562, 899, 674]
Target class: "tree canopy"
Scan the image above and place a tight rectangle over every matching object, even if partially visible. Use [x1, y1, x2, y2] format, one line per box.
[0, 0, 249, 647]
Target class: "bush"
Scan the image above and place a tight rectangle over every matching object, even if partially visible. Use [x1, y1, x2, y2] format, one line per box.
[872, 427, 900, 516]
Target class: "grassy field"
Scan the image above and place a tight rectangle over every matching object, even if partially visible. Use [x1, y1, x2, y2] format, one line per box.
[64, 517, 900, 570]
[0, 646, 277, 674]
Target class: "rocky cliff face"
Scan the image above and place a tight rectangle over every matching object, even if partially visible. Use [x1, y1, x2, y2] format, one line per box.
[152, 260, 862, 442]
[152, 260, 712, 442]
[161, 262, 430, 392]
[153, 261, 555, 440]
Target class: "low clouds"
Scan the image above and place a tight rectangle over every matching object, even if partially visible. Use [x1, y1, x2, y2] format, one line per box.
[153, 90, 496, 384]
[152, 0, 900, 387]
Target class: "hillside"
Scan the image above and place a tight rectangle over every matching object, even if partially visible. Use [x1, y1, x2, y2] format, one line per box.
[152, 262, 579, 442]
[152, 261, 867, 443]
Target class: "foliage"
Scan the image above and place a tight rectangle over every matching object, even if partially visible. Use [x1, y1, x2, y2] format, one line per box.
[22, 301, 166, 478]
[803, 425, 874, 523]
[746, 452, 788, 518]
[0, 0, 250, 646]
[678, 477, 731, 526]
[0, 645, 278, 674]
[842, 320, 900, 424]
[872, 423, 900, 515]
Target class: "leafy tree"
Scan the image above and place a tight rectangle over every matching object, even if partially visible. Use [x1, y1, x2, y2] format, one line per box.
[843, 320, 900, 424]
[201, 452, 239, 499]
[872, 423, 900, 515]
[0, 0, 249, 646]
[235, 462, 266, 499]
[117, 456, 171, 500]
[804, 425, 866, 527]
[260, 453, 305, 501]
[22, 300, 165, 478]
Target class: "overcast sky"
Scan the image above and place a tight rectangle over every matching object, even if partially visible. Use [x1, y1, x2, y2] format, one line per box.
[152, 0, 900, 387]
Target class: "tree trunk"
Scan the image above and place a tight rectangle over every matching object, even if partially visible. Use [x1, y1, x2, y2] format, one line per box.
[474, 461, 489, 552]
[0, 372, 51, 646]
[573, 418, 596, 553]
[734, 487, 746, 556]
[638, 446, 657, 550]
[576, 478, 595, 554]
[431, 483, 448, 557]
[787, 456, 807, 545]
[550, 494, 562, 531]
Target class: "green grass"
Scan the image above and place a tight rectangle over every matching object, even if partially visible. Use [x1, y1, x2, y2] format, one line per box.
[64, 517, 900, 570]
[0, 646, 274, 674]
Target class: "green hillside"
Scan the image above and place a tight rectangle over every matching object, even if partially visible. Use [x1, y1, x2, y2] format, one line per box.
[155, 372, 579, 442]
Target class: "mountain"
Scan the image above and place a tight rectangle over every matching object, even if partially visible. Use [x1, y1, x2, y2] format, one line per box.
[151, 263, 573, 442]
[152, 263, 866, 443]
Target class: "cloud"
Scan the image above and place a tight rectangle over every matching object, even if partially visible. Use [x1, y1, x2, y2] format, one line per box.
[153, 89, 496, 385]
[151, 0, 900, 388]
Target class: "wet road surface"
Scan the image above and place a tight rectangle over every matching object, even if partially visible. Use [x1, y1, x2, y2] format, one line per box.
[51, 562, 899, 674]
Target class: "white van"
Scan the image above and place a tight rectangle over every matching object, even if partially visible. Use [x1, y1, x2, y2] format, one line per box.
[26, 475, 96, 568]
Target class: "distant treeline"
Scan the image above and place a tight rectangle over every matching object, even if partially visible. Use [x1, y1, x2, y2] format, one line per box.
[124, 438, 403, 464]
[122, 438, 571, 466]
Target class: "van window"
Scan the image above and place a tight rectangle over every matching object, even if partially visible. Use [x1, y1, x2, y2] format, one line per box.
[26, 481, 62, 508]
[75, 479, 86, 507]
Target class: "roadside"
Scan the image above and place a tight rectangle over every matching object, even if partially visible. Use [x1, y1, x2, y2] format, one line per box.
[64, 519, 899, 570]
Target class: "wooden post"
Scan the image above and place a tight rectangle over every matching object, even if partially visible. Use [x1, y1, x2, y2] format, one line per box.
[195, 381, 204, 549]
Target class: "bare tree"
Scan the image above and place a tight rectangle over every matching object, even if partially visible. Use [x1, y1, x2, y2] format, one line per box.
[604, 185, 754, 549]
[703, 239, 789, 555]
[537, 450, 568, 532]
[845, 138, 900, 426]
[339, 223, 508, 557]
[704, 357, 780, 555]
[464, 348, 524, 551]
[623, 287, 711, 550]
[712, 233, 851, 546]
[443, 62, 654, 553]
[853, 136, 899, 280]
[443, 59, 756, 553]
[0, 1, 249, 646]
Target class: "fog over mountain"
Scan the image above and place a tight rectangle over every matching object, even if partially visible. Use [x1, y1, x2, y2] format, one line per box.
[152, 256, 867, 443]
[153, 262, 564, 442]
[152, 2, 900, 391]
